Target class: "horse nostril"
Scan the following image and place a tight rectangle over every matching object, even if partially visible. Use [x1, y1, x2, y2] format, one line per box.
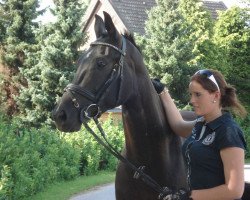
[58, 110, 67, 122]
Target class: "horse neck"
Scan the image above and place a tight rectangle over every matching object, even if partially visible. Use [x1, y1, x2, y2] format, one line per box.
[122, 74, 174, 158]
[124, 79, 166, 128]
[122, 43, 169, 136]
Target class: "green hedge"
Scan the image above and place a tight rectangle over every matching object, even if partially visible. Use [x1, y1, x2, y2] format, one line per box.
[0, 115, 124, 199]
[237, 114, 250, 159]
[64, 117, 125, 175]
[0, 117, 80, 199]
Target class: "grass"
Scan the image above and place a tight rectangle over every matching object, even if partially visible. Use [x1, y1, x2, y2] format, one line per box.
[27, 171, 115, 200]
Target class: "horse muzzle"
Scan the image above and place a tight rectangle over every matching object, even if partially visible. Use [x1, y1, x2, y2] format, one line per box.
[52, 104, 82, 132]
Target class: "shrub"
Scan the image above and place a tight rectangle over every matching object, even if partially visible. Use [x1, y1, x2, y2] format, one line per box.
[65, 115, 124, 175]
[237, 114, 250, 159]
[0, 116, 80, 199]
[0, 113, 125, 199]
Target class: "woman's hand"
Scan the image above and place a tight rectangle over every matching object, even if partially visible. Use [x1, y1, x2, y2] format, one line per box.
[151, 78, 165, 94]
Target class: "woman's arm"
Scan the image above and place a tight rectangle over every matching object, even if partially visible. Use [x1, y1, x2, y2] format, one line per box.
[190, 147, 245, 200]
[159, 89, 195, 138]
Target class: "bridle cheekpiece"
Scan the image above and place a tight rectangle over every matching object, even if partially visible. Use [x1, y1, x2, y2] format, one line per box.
[64, 36, 127, 122]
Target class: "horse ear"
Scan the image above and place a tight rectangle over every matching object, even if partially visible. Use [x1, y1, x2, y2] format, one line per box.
[103, 11, 119, 40]
[94, 14, 107, 38]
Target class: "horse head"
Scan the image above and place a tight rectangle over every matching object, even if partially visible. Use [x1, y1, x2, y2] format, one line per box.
[52, 12, 137, 132]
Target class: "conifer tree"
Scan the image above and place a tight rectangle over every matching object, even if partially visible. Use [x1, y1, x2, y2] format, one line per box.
[0, 0, 41, 71]
[0, 0, 41, 116]
[138, 0, 197, 105]
[0, 3, 8, 45]
[17, 0, 87, 127]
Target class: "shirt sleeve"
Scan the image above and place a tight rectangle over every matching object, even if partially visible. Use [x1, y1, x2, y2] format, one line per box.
[216, 125, 247, 150]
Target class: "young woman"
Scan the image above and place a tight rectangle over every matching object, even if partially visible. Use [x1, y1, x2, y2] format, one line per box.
[153, 69, 247, 200]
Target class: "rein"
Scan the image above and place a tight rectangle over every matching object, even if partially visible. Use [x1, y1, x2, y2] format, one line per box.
[84, 117, 172, 199]
[64, 36, 173, 199]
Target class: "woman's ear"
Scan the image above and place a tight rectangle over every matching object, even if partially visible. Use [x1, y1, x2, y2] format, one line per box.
[213, 90, 221, 102]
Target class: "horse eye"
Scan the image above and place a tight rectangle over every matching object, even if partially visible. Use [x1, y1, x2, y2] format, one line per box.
[97, 60, 106, 69]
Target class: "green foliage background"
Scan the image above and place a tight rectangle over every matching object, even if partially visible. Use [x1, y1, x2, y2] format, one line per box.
[0, 115, 124, 199]
[0, 115, 80, 199]
[212, 7, 250, 109]
[0, 0, 41, 70]
[16, 0, 87, 127]
[136, 0, 250, 111]
[0, 0, 249, 199]
[138, 0, 198, 106]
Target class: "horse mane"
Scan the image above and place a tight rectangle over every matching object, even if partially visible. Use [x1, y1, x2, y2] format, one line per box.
[123, 32, 142, 53]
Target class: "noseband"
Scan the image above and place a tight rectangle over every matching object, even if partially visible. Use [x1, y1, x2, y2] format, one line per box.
[64, 36, 127, 122]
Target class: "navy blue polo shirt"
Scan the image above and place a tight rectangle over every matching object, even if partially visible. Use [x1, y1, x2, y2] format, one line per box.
[182, 112, 246, 190]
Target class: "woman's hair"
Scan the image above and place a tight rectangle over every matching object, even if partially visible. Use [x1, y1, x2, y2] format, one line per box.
[191, 69, 247, 118]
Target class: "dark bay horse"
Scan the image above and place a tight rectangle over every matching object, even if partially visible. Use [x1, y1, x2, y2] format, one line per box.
[52, 12, 250, 200]
[53, 12, 187, 199]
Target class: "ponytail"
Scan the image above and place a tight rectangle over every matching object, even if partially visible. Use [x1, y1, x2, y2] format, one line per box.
[220, 84, 247, 118]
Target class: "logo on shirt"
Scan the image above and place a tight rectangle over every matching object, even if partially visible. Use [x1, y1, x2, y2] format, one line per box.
[202, 132, 216, 145]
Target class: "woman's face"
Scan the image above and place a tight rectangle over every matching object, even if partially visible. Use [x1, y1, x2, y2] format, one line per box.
[189, 80, 220, 118]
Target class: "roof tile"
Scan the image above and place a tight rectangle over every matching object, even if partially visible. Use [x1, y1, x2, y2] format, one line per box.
[109, 0, 227, 35]
[202, 1, 227, 19]
[110, 0, 156, 35]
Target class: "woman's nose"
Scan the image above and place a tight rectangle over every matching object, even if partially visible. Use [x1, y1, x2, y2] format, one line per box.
[189, 97, 193, 104]
[189, 96, 195, 106]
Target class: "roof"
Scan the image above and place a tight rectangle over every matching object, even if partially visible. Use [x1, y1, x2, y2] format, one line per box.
[202, 1, 227, 19]
[109, 0, 227, 35]
[110, 0, 156, 35]
[83, 0, 227, 36]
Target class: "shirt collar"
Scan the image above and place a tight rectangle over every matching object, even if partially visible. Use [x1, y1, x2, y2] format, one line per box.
[205, 112, 232, 131]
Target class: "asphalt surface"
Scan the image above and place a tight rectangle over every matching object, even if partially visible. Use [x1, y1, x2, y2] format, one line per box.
[245, 164, 250, 182]
[69, 183, 115, 200]
[69, 165, 250, 200]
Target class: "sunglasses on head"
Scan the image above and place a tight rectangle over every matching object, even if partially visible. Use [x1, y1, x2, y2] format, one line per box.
[195, 69, 220, 91]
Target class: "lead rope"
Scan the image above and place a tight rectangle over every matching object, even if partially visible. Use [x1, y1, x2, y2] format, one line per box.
[82, 117, 172, 199]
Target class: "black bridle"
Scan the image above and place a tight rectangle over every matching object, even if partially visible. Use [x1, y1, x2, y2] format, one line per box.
[64, 36, 127, 122]
[63, 36, 175, 199]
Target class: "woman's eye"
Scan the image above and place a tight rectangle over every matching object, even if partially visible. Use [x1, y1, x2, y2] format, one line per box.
[190, 92, 201, 97]
[97, 60, 106, 69]
[195, 92, 201, 97]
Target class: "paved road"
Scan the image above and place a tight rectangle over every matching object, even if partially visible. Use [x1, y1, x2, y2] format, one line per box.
[69, 183, 115, 200]
[245, 164, 250, 182]
[69, 166, 250, 200]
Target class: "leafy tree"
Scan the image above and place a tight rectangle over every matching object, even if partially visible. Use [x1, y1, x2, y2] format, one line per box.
[180, 0, 213, 36]
[213, 7, 250, 109]
[137, 0, 197, 106]
[178, 0, 228, 71]
[17, 0, 87, 127]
